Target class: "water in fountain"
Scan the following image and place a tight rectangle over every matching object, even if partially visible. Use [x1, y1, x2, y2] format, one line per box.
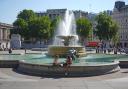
[48, 10, 85, 57]
[53, 10, 78, 46]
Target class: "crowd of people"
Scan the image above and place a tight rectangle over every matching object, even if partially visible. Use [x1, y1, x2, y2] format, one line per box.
[95, 42, 125, 54]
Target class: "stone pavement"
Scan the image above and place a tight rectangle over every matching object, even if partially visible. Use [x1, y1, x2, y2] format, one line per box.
[0, 68, 128, 89]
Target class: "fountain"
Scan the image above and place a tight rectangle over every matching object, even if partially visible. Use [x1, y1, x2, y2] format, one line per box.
[0, 10, 120, 77]
[16, 10, 119, 77]
[48, 10, 86, 57]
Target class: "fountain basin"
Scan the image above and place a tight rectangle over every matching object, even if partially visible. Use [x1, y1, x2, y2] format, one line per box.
[1, 53, 127, 77]
[48, 45, 86, 57]
[18, 60, 119, 77]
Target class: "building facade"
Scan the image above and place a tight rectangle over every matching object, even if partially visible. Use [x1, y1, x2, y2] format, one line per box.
[36, 9, 88, 20]
[36, 9, 67, 20]
[0, 22, 13, 50]
[112, 1, 128, 48]
[73, 10, 88, 20]
[47, 9, 67, 20]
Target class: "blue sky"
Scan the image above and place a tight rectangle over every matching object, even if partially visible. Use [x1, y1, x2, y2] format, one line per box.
[0, 0, 127, 24]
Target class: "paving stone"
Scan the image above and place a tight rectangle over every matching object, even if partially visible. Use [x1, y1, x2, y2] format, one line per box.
[61, 86, 87, 89]
[88, 86, 114, 89]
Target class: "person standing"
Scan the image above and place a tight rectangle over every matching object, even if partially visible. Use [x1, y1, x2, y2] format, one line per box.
[8, 48, 12, 54]
[25, 48, 27, 54]
[114, 47, 117, 54]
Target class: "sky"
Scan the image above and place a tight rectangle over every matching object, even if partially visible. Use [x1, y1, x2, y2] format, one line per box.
[0, 0, 127, 24]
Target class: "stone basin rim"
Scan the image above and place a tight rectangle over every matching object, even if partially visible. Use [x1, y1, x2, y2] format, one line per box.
[19, 60, 119, 67]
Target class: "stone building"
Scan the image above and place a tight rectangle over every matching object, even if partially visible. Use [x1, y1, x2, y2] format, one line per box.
[36, 9, 88, 20]
[112, 1, 128, 48]
[36, 9, 67, 20]
[73, 10, 88, 20]
[47, 9, 67, 20]
[0, 22, 13, 50]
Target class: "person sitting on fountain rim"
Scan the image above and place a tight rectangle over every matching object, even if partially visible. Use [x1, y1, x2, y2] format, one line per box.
[53, 55, 59, 66]
[63, 55, 72, 67]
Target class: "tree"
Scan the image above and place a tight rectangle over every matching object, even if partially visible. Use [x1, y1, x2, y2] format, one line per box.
[95, 12, 118, 41]
[13, 18, 29, 38]
[50, 16, 61, 38]
[12, 9, 37, 40]
[17, 9, 37, 21]
[38, 16, 51, 41]
[76, 18, 92, 44]
[112, 33, 119, 46]
[28, 16, 51, 43]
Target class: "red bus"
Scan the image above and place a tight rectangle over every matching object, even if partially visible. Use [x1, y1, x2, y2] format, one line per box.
[86, 41, 99, 47]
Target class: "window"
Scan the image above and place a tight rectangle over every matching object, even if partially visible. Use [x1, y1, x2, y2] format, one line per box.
[49, 14, 51, 18]
[124, 43, 127, 47]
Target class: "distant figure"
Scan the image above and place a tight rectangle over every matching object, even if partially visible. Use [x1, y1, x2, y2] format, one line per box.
[8, 48, 12, 54]
[53, 55, 59, 66]
[114, 47, 117, 54]
[2, 45, 5, 51]
[96, 46, 100, 53]
[96, 46, 98, 53]
[103, 48, 106, 54]
[25, 48, 27, 54]
[108, 48, 111, 54]
[119, 47, 124, 54]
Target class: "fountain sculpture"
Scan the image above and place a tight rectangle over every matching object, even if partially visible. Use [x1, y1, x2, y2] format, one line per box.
[48, 10, 86, 57]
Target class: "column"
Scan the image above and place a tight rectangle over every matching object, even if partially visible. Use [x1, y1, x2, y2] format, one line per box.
[5, 29, 7, 40]
[7, 29, 10, 40]
[2, 29, 4, 40]
[0, 29, 1, 40]
[3, 28, 6, 40]
[0, 29, 3, 41]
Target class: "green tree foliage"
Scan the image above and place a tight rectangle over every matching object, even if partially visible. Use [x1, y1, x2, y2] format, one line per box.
[12, 9, 37, 40]
[112, 33, 120, 46]
[95, 12, 118, 41]
[29, 16, 51, 39]
[17, 9, 37, 21]
[12, 9, 53, 43]
[50, 16, 61, 38]
[13, 18, 28, 37]
[76, 18, 92, 43]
